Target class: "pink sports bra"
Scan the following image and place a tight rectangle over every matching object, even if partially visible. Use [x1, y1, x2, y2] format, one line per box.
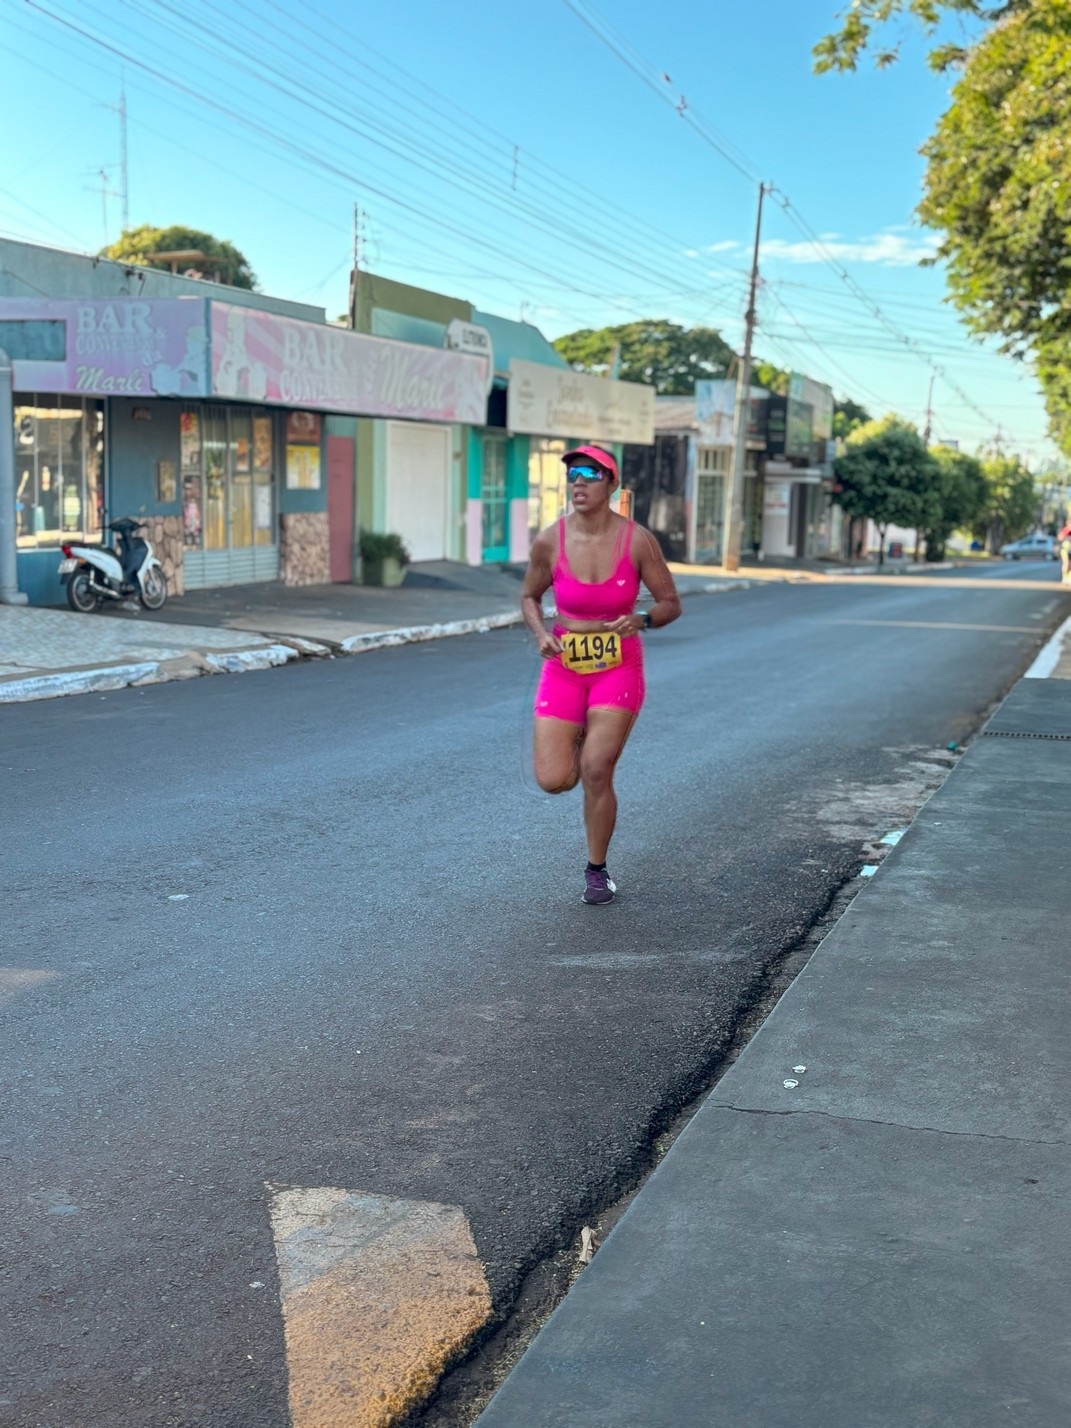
[553, 517, 641, 623]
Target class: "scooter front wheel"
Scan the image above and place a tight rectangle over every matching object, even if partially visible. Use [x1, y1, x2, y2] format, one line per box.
[139, 567, 168, 611]
[66, 571, 100, 613]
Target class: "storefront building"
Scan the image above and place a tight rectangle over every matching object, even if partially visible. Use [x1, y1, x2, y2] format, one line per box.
[622, 373, 836, 565]
[3, 294, 486, 604]
[353, 274, 654, 565]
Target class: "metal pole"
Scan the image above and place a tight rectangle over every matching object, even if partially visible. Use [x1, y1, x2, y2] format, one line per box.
[723, 182, 765, 573]
[119, 86, 130, 233]
[0, 348, 29, 605]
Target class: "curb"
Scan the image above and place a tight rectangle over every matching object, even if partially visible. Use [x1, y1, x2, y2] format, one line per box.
[339, 610, 523, 654]
[0, 661, 163, 704]
[1024, 613, 1071, 679]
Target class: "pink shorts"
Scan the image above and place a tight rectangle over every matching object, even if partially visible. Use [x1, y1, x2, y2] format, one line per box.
[534, 627, 645, 724]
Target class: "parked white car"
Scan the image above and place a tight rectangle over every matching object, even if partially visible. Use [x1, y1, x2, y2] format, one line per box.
[1000, 534, 1058, 560]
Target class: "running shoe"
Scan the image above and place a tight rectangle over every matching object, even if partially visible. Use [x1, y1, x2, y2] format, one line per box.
[582, 868, 617, 905]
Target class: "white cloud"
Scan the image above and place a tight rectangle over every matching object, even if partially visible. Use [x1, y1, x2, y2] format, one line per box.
[683, 248, 700, 259]
[706, 240, 740, 253]
[760, 231, 941, 267]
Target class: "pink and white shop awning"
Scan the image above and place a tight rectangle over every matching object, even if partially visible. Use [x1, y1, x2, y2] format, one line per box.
[0, 296, 489, 425]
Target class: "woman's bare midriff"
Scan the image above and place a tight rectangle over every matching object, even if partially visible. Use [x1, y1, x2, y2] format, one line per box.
[556, 618, 638, 635]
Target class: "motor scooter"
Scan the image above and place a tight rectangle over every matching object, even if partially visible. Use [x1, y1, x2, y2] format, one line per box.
[59, 518, 168, 613]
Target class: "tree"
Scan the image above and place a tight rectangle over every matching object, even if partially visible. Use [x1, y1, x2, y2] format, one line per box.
[971, 452, 1038, 553]
[833, 397, 871, 441]
[923, 447, 987, 560]
[918, 1, 1071, 454]
[814, 1, 1032, 75]
[553, 320, 734, 394]
[751, 360, 789, 396]
[833, 416, 941, 565]
[816, 1, 1071, 457]
[101, 225, 257, 290]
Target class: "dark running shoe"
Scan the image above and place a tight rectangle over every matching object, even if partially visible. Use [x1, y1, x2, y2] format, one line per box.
[582, 868, 617, 905]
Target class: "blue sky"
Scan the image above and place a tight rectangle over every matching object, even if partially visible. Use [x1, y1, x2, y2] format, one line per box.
[0, 0, 1055, 461]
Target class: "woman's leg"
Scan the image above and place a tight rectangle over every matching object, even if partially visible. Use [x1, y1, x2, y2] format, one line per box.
[579, 707, 637, 863]
[533, 716, 585, 793]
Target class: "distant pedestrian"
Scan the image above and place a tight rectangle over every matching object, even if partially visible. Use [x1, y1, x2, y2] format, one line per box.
[1059, 523, 1071, 584]
[521, 445, 681, 904]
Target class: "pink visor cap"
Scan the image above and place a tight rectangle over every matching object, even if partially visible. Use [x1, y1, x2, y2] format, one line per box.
[561, 445, 619, 484]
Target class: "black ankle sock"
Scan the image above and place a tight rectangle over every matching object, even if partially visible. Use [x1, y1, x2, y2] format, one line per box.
[587, 861, 607, 874]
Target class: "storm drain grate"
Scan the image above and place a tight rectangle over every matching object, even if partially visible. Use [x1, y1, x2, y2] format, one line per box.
[984, 729, 1071, 741]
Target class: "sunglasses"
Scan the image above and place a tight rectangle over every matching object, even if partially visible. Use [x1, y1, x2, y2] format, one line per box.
[566, 465, 607, 483]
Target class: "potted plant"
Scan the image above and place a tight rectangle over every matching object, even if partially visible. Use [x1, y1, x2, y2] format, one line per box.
[360, 529, 410, 588]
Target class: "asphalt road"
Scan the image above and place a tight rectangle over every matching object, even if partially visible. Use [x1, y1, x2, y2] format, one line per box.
[3, 562, 1067, 1427]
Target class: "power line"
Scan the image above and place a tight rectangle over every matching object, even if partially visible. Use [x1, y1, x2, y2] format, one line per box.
[559, 0, 1025, 440]
[19, 0, 751, 335]
[20, 1, 704, 321]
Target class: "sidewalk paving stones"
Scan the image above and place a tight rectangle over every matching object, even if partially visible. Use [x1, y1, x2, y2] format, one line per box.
[476, 676, 1071, 1428]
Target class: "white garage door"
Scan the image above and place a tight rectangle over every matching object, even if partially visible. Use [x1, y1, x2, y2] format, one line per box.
[386, 422, 451, 562]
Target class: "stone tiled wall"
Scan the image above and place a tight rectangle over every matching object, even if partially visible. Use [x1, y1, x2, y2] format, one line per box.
[138, 515, 185, 597]
[280, 511, 331, 587]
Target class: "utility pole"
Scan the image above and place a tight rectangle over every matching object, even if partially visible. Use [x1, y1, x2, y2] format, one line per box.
[118, 85, 129, 233]
[0, 348, 29, 605]
[922, 374, 934, 446]
[723, 182, 765, 573]
[915, 374, 936, 562]
[102, 85, 130, 235]
[348, 203, 363, 329]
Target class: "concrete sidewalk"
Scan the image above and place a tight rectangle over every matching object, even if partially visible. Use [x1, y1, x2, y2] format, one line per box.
[0, 561, 739, 703]
[477, 674, 1071, 1426]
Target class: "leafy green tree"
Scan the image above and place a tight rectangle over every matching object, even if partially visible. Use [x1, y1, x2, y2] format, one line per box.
[833, 416, 941, 565]
[923, 447, 987, 560]
[919, 1, 1071, 454]
[816, 0, 1071, 456]
[101, 225, 257, 289]
[814, 1, 1032, 74]
[833, 397, 871, 440]
[553, 320, 734, 394]
[751, 360, 789, 396]
[971, 452, 1039, 552]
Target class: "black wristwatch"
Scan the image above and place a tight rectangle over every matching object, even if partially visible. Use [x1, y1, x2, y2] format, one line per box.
[640, 611, 653, 630]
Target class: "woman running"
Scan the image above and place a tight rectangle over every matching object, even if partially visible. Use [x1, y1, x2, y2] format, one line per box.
[521, 444, 681, 904]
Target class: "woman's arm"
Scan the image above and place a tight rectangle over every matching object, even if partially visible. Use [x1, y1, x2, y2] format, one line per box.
[521, 532, 563, 658]
[607, 527, 682, 636]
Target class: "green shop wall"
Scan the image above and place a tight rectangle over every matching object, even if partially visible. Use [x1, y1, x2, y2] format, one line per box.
[466, 427, 530, 563]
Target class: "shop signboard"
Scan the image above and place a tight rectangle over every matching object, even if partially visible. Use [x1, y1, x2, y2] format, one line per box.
[210, 303, 487, 423]
[444, 319, 494, 394]
[507, 359, 654, 445]
[695, 380, 768, 446]
[0, 297, 208, 397]
[695, 380, 734, 444]
[785, 397, 815, 461]
[789, 372, 834, 442]
[763, 481, 791, 515]
[764, 394, 787, 455]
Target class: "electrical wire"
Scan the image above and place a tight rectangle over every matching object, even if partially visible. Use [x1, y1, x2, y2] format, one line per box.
[17, 0, 755, 338]
[559, 0, 1039, 448]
